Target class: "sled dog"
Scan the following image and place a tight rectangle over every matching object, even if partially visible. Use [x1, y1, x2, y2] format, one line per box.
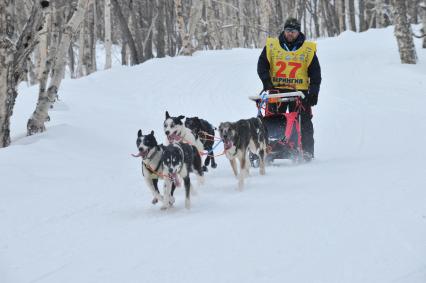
[161, 142, 204, 209]
[135, 130, 164, 205]
[218, 117, 267, 190]
[163, 111, 204, 152]
[185, 116, 218, 171]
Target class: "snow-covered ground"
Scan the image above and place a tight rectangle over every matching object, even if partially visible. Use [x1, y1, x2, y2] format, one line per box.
[1, 26, 426, 283]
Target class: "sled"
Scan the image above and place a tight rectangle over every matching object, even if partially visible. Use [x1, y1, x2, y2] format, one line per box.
[248, 91, 305, 166]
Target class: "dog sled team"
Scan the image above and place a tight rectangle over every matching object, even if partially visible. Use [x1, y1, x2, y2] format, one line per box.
[133, 17, 321, 210]
[134, 111, 268, 210]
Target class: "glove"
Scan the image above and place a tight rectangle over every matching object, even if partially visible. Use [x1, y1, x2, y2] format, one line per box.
[308, 92, 318, 106]
[262, 80, 274, 91]
[308, 84, 320, 106]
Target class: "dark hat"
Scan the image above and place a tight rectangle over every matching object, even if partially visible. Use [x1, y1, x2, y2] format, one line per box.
[284, 18, 301, 32]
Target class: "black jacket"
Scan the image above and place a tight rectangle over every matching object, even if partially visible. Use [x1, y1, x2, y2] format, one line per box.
[257, 32, 322, 97]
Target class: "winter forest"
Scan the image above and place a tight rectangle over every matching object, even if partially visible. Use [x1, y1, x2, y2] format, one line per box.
[2, 1, 426, 282]
[0, 0, 425, 148]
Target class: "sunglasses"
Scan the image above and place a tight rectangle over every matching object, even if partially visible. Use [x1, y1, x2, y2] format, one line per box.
[284, 28, 299, 33]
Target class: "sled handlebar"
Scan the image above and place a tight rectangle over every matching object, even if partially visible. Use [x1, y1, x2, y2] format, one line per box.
[248, 91, 305, 102]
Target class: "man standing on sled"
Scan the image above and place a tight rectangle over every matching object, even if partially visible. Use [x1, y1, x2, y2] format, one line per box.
[257, 17, 322, 161]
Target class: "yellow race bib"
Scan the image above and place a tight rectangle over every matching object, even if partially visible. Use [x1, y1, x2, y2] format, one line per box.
[266, 38, 316, 90]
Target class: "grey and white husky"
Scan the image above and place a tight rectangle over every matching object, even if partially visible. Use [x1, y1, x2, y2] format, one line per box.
[218, 117, 268, 190]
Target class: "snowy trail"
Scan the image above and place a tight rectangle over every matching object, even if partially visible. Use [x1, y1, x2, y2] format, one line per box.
[1, 27, 426, 283]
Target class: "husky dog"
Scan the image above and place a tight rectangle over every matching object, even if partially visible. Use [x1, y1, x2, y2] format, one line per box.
[185, 116, 218, 172]
[135, 130, 164, 205]
[163, 111, 204, 152]
[161, 142, 204, 210]
[218, 117, 268, 190]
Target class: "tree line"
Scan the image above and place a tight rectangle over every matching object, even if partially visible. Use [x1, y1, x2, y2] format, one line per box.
[1, 0, 425, 148]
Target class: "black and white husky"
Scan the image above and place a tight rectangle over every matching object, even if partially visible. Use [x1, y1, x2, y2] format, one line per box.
[185, 116, 218, 171]
[161, 142, 204, 210]
[135, 130, 164, 205]
[218, 117, 268, 190]
[163, 111, 204, 152]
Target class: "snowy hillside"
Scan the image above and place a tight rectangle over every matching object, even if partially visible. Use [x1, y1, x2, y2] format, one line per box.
[1, 26, 426, 283]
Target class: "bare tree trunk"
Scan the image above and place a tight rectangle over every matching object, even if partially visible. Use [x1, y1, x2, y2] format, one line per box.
[258, 0, 271, 45]
[77, 18, 86, 76]
[104, 0, 112, 69]
[421, 0, 426, 48]
[392, 0, 417, 63]
[336, 0, 346, 32]
[68, 44, 76, 78]
[346, 0, 357, 31]
[35, 28, 49, 81]
[407, 0, 419, 23]
[156, 0, 166, 57]
[236, 0, 246, 47]
[121, 41, 129, 65]
[78, 0, 96, 76]
[165, 0, 177, 56]
[111, 0, 139, 65]
[359, 0, 368, 31]
[91, 0, 97, 71]
[321, 0, 339, 36]
[131, 0, 145, 62]
[307, 0, 320, 37]
[0, 0, 16, 147]
[0, 0, 49, 147]
[27, 0, 90, 135]
[175, 0, 189, 55]
[189, 0, 204, 48]
[376, 0, 387, 27]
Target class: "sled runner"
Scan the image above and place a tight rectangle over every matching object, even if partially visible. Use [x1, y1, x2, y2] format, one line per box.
[248, 91, 305, 166]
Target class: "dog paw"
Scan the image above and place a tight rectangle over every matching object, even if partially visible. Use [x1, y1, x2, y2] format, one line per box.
[238, 179, 244, 191]
[202, 166, 208, 172]
[197, 176, 205, 186]
[185, 199, 191, 209]
[152, 198, 158, 205]
[169, 196, 175, 205]
[160, 204, 169, 210]
[211, 163, 217, 169]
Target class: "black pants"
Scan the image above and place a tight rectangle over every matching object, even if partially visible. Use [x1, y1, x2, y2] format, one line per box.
[267, 99, 314, 155]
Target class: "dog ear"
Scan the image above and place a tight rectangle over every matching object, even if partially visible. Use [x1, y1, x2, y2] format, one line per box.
[165, 111, 170, 119]
[177, 115, 185, 121]
[138, 129, 142, 137]
[150, 130, 154, 135]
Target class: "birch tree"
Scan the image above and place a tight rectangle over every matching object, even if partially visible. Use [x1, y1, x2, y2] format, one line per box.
[104, 0, 112, 69]
[0, 0, 50, 147]
[336, 0, 346, 32]
[258, 0, 272, 45]
[111, 0, 140, 65]
[77, 0, 96, 76]
[421, 0, 426, 48]
[27, 0, 90, 135]
[156, 0, 166, 57]
[346, 0, 357, 31]
[376, 0, 388, 27]
[175, 0, 192, 55]
[359, 0, 368, 31]
[392, 0, 417, 64]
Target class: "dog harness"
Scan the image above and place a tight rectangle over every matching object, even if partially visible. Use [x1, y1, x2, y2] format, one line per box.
[142, 147, 162, 179]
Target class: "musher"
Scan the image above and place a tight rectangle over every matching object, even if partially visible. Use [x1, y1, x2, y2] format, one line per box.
[257, 17, 322, 161]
